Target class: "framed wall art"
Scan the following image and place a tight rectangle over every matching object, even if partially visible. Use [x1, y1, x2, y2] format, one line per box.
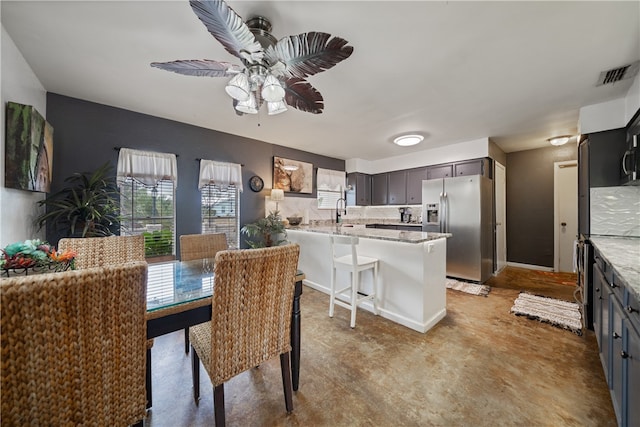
[273, 156, 313, 194]
[5, 101, 54, 193]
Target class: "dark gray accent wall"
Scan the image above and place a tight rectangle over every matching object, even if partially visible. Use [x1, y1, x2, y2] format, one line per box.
[505, 143, 577, 267]
[45, 93, 343, 249]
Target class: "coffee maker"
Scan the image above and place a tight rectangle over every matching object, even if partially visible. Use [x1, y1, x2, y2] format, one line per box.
[399, 207, 412, 223]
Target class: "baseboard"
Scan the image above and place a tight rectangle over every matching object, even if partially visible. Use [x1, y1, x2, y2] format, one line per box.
[506, 262, 554, 272]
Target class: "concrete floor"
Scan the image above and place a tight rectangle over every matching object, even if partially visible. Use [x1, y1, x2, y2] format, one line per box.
[145, 267, 616, 426]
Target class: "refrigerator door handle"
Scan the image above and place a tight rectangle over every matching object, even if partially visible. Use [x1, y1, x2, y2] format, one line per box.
[441, 193, 448, 233]
[439, 193, 444, 233]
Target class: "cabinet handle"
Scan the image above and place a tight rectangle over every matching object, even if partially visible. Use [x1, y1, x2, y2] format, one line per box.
[613, 332, 621, 339]
[627, 305, 638, 314]
[595, 288, 600, 292]
[621, 351, 629, 359]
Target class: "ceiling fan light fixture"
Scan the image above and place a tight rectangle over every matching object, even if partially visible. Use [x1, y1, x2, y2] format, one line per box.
[267, 100, 288, 115]
[548, 136, 570, 146]
[225, 72, 250, 101]
[393, 134, 424, 147]
[262, 74, 285, 102]
[235, 93, 258, 114]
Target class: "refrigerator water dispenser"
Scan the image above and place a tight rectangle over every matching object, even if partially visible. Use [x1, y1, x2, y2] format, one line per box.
[426, 204, 439, 224]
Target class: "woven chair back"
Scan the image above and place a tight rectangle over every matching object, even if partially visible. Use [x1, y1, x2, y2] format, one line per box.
[208, 244, 300, 386]
[0, 262, 148, 425]
[179, 233, 228, 261]
[59, 235, 145, 268]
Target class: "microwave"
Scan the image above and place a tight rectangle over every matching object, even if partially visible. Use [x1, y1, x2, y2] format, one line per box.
[622, 133, 640, 186]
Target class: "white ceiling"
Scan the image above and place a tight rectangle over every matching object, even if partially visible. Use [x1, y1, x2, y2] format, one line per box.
[2, 1, 639, 161]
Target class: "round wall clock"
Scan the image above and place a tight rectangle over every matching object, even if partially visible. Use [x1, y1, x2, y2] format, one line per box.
[249, 175, 264, 192]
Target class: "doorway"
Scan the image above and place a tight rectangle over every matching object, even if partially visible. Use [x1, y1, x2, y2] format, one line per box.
[554, 161, 578, 273]
[494, 162, 506, 274]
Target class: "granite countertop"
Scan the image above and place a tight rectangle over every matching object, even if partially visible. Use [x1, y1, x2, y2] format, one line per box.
[368, 222, 423, 227]
[589, 235, 640, 301]
[287, 225, 451, 244]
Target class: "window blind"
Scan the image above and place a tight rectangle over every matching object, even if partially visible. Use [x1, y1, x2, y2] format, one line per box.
[201, 184, 240, 249]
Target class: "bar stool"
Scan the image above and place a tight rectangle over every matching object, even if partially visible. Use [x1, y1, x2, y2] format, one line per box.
[329, 235, 379, 328]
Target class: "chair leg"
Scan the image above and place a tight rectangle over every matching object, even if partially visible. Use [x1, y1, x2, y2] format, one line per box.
[214, 384, 225, 427]
[184, 327, 190, 354]
[329, 266, 336, 317]
[146, 347, 152, 409]
[280, 353, 294, 413]
[350, 270, 358, 328]
[191, 345, 200, 404]
[132, 421, 144, 427]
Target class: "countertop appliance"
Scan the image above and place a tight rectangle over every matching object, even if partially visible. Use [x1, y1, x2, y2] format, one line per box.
[422, 175, 493, 283]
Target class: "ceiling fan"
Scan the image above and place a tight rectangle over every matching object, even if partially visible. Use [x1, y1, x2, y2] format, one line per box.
[151, 0, 354, 116]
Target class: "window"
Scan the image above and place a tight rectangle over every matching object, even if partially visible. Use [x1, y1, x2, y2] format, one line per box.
[198, 160, 243, 249]
[201, 184, 240, 249]
[117, 148, 177, 257]
[119, 178, 175, 256]
[317, 168, 346, 209]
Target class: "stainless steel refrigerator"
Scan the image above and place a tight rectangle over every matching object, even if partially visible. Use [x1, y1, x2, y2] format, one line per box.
[422, 175, 494, 283]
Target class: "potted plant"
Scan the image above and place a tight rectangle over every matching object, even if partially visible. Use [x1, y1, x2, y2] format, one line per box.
[34, 162, 121, 238]
[240, 210, 287, 248]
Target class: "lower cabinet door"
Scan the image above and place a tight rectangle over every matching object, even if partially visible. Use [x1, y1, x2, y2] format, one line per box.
[610, 296, 625, 425]
[625, 320, 640, 427]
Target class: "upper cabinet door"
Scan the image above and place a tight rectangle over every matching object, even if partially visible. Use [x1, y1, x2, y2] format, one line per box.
[427, 164, 453, 180]
[406, 167, 427, 204]
[388, 170, 407, 205]
[346, 173, 371, 206]
[371, 173, 388, 205]
[454, 159, 485, 177]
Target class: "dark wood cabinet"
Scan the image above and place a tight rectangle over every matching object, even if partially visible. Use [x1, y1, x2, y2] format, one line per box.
[427, 164, 452, 180]
[577, 128, 627, 236]
[346, 173, 371, 206]
[371, 173, 388, 205]
[388, 170, 407, 205]
[454, 159, 486, 177]
[591, 246, 639, 427]
[407, 167, 427, 204]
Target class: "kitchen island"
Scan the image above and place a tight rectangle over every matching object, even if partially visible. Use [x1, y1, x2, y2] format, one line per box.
[287, 226, 451, 333]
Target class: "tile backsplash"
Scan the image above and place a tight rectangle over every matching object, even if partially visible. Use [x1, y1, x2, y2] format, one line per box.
[264, 196, 422, 225]
[590, 186, 640, 237]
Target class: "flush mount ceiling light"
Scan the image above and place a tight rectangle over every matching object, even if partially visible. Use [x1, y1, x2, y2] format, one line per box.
[548, 136, 571, 146]
[151, 0, 354, 116]
[393, 134, 424, 147]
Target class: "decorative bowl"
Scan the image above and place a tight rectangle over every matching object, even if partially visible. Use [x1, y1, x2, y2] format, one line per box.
[287, 216, 302, 226]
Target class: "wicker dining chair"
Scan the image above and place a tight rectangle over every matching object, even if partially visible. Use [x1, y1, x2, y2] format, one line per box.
[58, 235, 154, 407]
[58, 235, 146, 269]
[179, 232, 229, 354]
[1, 262, 148, 426]
[189, 244, 301, 427]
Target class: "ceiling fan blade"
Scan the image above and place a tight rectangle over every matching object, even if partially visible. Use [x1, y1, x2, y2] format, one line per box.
[189, 0, 264, 63]
[283, 78, 324, 114]
[151, 59, 241, 77]
[267, 32, 353, 79]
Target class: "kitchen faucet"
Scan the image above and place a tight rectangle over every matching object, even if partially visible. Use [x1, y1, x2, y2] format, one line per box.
[335, 197, 346, 223]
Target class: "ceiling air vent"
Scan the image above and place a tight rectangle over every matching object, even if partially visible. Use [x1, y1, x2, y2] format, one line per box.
[596, 60, 640, 86]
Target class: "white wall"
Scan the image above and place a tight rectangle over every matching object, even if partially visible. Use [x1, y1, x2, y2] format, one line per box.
[345, 137, 489, 174]
[1, 25, 48, 247]
[579, 73, 640, 134]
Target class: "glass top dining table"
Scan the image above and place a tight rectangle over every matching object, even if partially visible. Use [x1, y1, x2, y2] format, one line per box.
[144, 259, 305, 408]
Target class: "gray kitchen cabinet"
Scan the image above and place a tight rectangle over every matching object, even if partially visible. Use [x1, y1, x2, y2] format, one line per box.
[627, 320, 640, 427]
[388, 170, 407, 205]
[346, 172, 371, 206]
[455, 159, 487, 177]
[372, 173, 388, 205]
[407, 167, 428, 204]
[427, 164, 453, 180]
[591, 246, 639, 427]
[578, 128, 628, 236]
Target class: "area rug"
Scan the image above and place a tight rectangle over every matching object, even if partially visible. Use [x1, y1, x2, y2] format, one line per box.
[510, 293, 582, 335]
[446, 278, 491, 297]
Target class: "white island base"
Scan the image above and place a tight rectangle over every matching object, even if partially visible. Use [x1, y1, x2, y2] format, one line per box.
[287, 229, 447, 333]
